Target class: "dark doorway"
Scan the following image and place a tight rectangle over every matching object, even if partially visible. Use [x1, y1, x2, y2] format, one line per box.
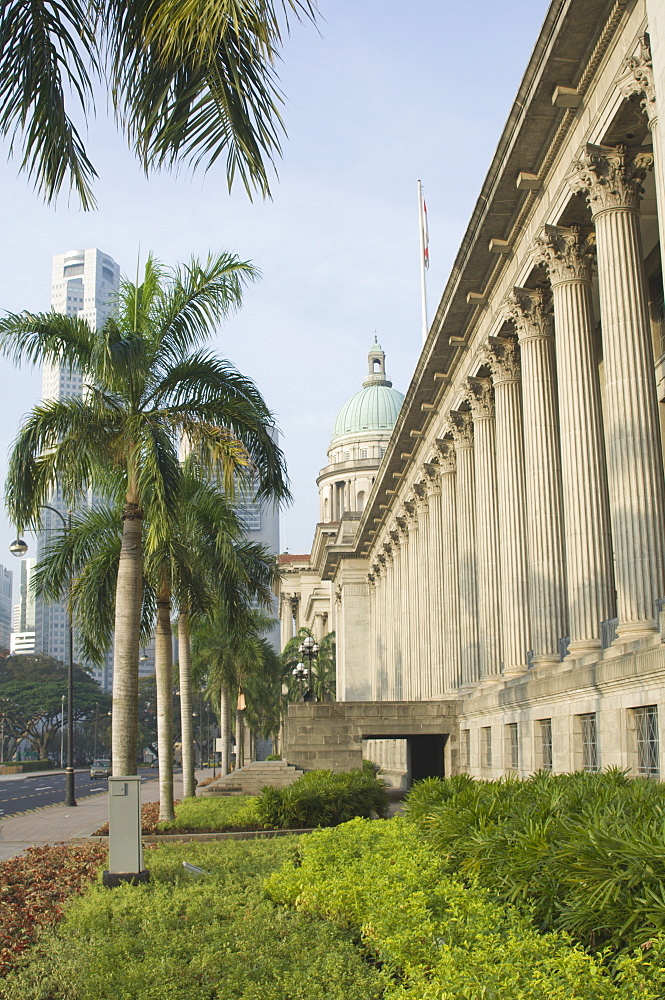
[408, 734, 446, 783]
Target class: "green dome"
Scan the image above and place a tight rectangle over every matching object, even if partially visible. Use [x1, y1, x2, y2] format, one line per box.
[332, 382, 404, 441]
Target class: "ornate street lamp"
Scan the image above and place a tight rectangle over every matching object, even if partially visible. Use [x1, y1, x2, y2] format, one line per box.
[10, 506, 76, 807]
[298, 635, 320, 701]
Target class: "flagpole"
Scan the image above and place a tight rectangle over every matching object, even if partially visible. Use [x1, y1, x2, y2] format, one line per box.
[417, 180, 429, 344]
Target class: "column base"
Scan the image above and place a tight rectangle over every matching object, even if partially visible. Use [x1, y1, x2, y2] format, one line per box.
[502, 664, 528, 679]
[529, 654, 559, 668]
[566, 638, 602, 656]
[605, 626, 662, 658]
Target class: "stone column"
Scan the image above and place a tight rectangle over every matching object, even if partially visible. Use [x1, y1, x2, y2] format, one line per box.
[373, 559, 386, 698]
[505, 288, 568, 664]
[482, 338, 530, 675]
[569, 144, 665, 639]
[437, 442, 461, 690]
[464, 377, 502, 679]
[415, 484, 432, 698]
[449, 411, 480, 685]
[404, 501, 421, 699]
[424, 464, 446, 695]
[392, 524, 405, 700]
[367, 572, 378, 699]
[382, 541, 395, 698]
[533, 226, 616, 654]
[618, 36, 665, 260]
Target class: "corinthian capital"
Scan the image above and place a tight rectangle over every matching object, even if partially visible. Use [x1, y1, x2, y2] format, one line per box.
[483, 337, 521, 383]
[532, 225, 596, 284]
[618, 34, 656, 126]
[463, 376, 495, 419]
[448, 410, 474, 449]
[567, 143, 653, 215]
[436, 439, 456, 475]
[504, 287, 553, 342]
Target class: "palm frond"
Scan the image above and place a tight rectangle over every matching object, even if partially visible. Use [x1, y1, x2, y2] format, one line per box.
[0, 311, 96, 370]
[0, 0, 99, 207]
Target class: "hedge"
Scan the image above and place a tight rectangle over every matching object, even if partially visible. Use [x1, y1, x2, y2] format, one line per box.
[256, 766, 388, 829]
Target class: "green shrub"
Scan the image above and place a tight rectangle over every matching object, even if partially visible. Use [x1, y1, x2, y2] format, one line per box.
[404, 769, 665, 954]
[265, 753, 282, 760]
[0, 839, 384, 1000]
[256, 767, 388, 829]
[19, 760, 54, 773]
[159, 795, 261, 832]
[266, 817, 662, 1000]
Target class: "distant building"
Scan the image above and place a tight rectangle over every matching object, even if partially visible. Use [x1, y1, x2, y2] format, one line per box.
[0, 566, 13, 651]
[34, 250, 120, 682]
[10, 632, 35, 655]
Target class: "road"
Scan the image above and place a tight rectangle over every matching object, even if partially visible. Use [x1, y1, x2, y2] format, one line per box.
[0, 768, 159, 818]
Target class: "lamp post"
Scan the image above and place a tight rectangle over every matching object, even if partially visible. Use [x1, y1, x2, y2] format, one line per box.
[298, 635, 320, 700]
[10, 505, 77, 807]
[291, 661, 307, 699]
[60, 694, 66, 769]
[0, 714, 5, 763]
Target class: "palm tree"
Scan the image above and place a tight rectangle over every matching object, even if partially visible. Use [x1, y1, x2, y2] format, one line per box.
[2, 253, 289, 775]
[282, 626, 336, 703]
[0, 0, 316, 208]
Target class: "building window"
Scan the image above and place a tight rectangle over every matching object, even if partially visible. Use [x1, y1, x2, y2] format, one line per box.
[481, 727, 492, 768]
[360, 449, 368, 459]
[505, 723, 519, 771]
[343, 452, 350, 461]
[539, 719, 553, 771]
[634, 705, 659, 777]
[579, 713, 598, 772]
[462, 729, 470, 769]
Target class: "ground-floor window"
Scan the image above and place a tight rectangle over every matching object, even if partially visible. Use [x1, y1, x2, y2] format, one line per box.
[579, 713, 598, 772]
[633, 705, 660, 777]
[462, 729, 470, 769]
[505, 723, 519, 770]
[538, 718, 552, 771]
[481, 726, 492, 769]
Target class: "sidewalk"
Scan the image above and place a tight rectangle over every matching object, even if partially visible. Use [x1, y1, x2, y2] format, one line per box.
[0, 768, 215, 862]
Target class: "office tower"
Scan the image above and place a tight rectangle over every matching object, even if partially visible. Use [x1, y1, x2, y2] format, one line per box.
[34, 250, 120, 679]
[0, 566, 13, 651]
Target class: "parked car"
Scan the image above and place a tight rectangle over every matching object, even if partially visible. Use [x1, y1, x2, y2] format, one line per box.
[90, 759, 112, 779]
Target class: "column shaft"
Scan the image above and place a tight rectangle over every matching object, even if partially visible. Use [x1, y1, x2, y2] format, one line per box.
[449, 412, 480, 685]
[484, 340, 530, 675]
[506, 290, 568, 663]
[438, 447, 461, 690]
[425, 471, 446, 695]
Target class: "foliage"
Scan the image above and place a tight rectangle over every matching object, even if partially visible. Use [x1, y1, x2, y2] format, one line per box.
[14, 760, 54, 773]
[92, 799, 182, 837]
[0, 0, 317, 208]
[282, 627, 336, 703]
[404, 769, 665, 954]
[266, 817, 662, 1000]
[0, 654, 110, 761]
[158, 794, 260, 832]
[256, 767, 389, 829]
[0, 839, 383, 1000]
[0, 844, 107, 978]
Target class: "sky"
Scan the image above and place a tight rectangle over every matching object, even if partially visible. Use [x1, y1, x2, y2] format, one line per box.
[0, 0, 550, 594]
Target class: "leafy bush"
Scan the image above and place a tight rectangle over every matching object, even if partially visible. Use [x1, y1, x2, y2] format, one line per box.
[159, 795, 260, 832]
[256, 767, 388, 829]
[266, 817, 663, 1000]
[265, 753, 282, 760]
[19, 760, 54, 773]
[0, 844, 107, 977]
[404, 769, 665, 954]
[1, 839, 384, 1000]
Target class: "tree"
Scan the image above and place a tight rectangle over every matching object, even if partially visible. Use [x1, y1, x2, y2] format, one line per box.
[282, 627, 335, 703]
[0, 654, 111, 762]
[0, 0, 316, 208]
[2, 253, 290, 775]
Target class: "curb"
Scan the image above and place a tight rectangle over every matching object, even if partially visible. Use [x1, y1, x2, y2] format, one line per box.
[74, 828, 317, 845]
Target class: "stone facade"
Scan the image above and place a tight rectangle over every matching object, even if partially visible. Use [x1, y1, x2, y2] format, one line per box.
[280, 0, 665, 784]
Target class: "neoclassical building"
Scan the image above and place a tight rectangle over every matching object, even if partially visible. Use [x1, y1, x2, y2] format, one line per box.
[280, 0, 665, 783]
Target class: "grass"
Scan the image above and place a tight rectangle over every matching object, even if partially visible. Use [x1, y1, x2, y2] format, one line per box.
[158, 795, 261, 832]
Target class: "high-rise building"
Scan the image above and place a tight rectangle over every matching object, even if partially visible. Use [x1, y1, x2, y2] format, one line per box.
[14, 557, 36, 633]
[34, 250, 120, 678]
[0, 565, 13, 651]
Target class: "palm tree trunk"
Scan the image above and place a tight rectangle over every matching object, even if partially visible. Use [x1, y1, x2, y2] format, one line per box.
[155, 582, 175, 822]
[236, 707, 244, 769]
[178, 610, 196, 799]
[111, 503, 143, 775]
[220, 684, 231, 774]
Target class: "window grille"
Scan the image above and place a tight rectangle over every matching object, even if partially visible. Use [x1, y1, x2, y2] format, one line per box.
[579, 713, 598, 772]
[539, 719, 552, 771]
[506, 723, 519, 770]
[463, 729, 470, 769]
[481, 727, 492, 768]
[634, 705, 659, 777]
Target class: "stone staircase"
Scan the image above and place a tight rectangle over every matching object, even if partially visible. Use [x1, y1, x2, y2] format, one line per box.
[201, 759, 304, 797]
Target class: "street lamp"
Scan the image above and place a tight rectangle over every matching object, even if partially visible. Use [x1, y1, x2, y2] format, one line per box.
[11, 505, 77, 807]
[60, 695, 66, 769]
[298, 635, 320, 700]
[292, 662, 307, 699]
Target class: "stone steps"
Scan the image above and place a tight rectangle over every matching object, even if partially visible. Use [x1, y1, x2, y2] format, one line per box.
[201, 760, 304, 797]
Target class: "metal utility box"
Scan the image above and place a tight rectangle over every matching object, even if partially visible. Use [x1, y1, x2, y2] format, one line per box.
[103, 776, 149, 887]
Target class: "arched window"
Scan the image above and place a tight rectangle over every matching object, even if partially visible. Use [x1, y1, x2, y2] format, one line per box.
[357, 490, 366, 512]
[323, 497, 330, 522]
